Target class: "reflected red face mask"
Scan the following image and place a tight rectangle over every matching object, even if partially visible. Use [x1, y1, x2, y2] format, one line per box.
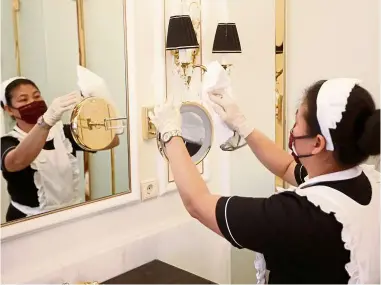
[17, 100, 48, 124]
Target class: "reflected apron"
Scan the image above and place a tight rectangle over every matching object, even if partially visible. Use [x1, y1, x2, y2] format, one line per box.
[8, 122, 81, 216]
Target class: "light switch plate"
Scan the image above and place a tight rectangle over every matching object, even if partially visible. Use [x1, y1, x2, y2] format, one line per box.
[140, 179, 159, 201]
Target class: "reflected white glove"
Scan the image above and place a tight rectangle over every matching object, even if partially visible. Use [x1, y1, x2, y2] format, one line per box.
[148, 100, 182, 137]
[115, 127, 124, 135]
[208, 93, 254, 138]
[43, 91, 82, 126]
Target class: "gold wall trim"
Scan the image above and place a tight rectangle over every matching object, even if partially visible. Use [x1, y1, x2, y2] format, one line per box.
[12, 0, 21, 75]
[76, 0, 86, 66]
[75, 0, 92, 200]
[275, 0, 286, 188]
[122, 0, 132, 193]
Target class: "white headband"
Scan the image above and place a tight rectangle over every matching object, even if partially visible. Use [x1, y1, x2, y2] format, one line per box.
[1, 76, 27, 106]
[316, 78, 361, 151]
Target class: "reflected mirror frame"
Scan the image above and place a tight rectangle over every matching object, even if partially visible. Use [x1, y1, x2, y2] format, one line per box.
[1, 0, 131, 227]
[156, 101, 214, 165]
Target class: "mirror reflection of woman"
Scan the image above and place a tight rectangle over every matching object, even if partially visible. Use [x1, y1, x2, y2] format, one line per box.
[1, 77, 119, 222]
[149, 78, 380, 284]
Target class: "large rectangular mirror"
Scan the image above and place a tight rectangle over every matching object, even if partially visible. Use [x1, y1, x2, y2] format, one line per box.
[1, 0, 130, 225]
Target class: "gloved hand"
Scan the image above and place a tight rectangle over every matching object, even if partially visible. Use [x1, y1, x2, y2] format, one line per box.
[148, 99, 182, 137]
[208, 93, 254, 138]
[43, 91, 82, 126]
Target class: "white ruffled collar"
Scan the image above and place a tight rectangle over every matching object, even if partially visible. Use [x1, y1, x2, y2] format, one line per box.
[300, 166, 362, 189]
[13, 125, 28, 137]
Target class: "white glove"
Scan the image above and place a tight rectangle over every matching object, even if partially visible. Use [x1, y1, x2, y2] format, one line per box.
[43, 91, 82, 126]
[148, 100, 182, 137]
[208, 93, 254, 138]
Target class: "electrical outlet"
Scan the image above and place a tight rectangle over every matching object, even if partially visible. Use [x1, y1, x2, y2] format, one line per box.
[140, 179, 158, 201]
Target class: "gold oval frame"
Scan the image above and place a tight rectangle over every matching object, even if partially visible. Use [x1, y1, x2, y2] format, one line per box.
[70, 97, 122, 151]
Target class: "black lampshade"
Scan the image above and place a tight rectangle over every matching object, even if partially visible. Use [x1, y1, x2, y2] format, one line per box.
[212, 23, 242, 53]
[166, 15, 199, 50]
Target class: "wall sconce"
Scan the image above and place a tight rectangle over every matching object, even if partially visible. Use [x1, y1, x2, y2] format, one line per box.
[212, 23, 242, 73]
[166, 15, 200, 87]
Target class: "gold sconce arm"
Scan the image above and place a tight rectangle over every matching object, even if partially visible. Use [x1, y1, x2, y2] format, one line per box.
[193, 63, 232, 73]
[77, 117, 127, 131]
[170, 47, 202, 86]
[192, 64, 207, 73]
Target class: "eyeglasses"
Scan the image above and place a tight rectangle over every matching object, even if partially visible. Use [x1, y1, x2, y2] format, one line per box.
[289, 126, 316, 149]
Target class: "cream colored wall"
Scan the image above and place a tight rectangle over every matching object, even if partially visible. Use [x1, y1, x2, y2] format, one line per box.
[286, 0, 380, 129]
[224, 0, 276, 283]
[286, 0, 380, 172]
[1, 0, 379, 284]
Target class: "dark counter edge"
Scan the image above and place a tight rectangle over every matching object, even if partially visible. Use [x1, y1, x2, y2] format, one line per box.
[102, 259, 216, 284]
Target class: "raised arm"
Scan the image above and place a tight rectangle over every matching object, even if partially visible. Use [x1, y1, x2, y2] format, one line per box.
[245, 129, 299, 186]
[3, 124, 50, 172]
[209, 94, 299, 186]
[149, 102, 222, 235]
[3, 92, 81, 172]
[148, 101, 308, 251]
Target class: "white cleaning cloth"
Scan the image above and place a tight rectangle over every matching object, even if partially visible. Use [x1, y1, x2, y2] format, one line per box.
[77, 65, 112, 99]
[77, 65, 124, 133]
[201, 61, 234, 145]
[182, 112, 205, 144]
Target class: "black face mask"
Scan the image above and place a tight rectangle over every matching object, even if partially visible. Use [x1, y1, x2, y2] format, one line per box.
[288, 127, 315, 164]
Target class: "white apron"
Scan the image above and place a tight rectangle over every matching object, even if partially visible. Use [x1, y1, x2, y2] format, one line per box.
[8, 121, 81, 216]
[254, 164, 380, 284]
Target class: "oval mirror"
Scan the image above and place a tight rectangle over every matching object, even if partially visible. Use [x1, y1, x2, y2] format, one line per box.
[70, 96, 127, 151]
[157, 102, 213, 164]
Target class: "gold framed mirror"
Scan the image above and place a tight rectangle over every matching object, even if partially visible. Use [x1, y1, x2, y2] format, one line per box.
[1, 0, 130, 226]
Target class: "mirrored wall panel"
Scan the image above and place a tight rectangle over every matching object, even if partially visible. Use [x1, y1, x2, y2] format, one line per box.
[1, 0, 130, 225]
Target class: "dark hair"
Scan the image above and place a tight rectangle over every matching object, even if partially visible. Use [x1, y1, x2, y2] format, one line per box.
[1, 78, 39, 109]
[303, 79, 380, 167]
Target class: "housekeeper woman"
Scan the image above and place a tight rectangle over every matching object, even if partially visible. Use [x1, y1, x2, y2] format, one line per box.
[1, 77, 119, 222]
[149, 78, 380, 284]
